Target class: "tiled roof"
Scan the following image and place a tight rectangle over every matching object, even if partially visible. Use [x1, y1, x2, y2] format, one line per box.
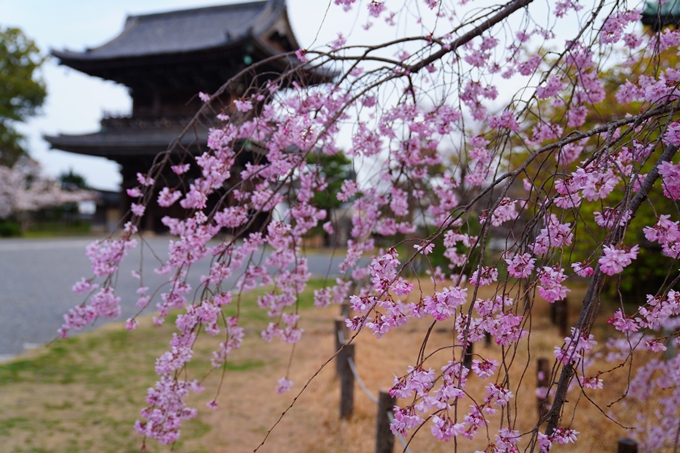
[52, 0, 288, 60]
[44, 128, 205, 156]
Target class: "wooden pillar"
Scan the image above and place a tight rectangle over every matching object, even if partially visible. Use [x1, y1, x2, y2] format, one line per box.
[375, 389, 396, 453]
[338, 342, 355, 419]
[340, 301, 351, 319]
[617, 438, 638, 453]
[550, 300, 557, 324]
[349, 280, 357, 297]
[334, 317, 347, 344]
[555, 299, 569, 337]
[334, 318, 347, 375]
[463, 342, 474, 369]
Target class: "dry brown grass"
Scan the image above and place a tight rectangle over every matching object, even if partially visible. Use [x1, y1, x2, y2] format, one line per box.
[186, 279, 665, 453]
[0, 278, 671, 452]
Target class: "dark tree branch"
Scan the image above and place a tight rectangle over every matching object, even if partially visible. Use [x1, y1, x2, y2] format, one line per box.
[407, 0, 534, 74]
[544, 143, 679, 436]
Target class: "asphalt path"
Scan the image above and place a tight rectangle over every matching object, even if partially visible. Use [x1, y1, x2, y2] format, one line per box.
[0, 236, 352, 360]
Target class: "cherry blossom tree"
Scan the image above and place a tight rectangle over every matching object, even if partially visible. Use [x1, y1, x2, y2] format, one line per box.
[61, 0, 680, 451]
[0, 157, 95, 228]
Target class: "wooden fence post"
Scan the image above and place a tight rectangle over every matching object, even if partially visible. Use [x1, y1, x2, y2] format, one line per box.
[334, 317, 348, 375]
[536, 357, 550, 419]
[349, 280, 357, 297]
[617, 438, 638, 453]
[555, 299, 568, 337]
[550, 300, 557, 324]
[463, 342, 474, 369]
[375, 389, 396, 453]
[340, 301, 351, 319]
[338, 342, 355, 419]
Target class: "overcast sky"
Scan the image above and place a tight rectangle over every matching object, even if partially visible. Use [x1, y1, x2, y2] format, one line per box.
[0, 0, 366, 190]
[1, 0, 594, 190]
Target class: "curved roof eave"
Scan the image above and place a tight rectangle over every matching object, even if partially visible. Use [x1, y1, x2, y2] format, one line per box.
[43, 131, 205, 157]
[52, 37, 252, 68]
[50, 0, 292, 64]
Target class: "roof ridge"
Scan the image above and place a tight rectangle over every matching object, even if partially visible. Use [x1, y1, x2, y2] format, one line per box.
[86, 16, 140, 54]
[50, 0, 302, 70]
[126, 1, 268, 22]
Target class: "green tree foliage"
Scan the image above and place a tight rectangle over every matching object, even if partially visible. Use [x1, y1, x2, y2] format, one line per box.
[582, 45, 680, 301]
[514, 41, 680, 302]
[303, 151, 353, 241]
[59, 168, 89, 190]
[0, 26, 47, 167]
[305, 151, 353, 212]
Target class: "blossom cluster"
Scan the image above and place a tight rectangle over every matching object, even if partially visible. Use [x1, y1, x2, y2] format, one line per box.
[58, 0, 680, 450]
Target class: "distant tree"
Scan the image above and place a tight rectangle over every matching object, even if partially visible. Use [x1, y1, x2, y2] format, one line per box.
[303, 151, 353, 242]
[0, 26, 47, 167]
[305, 151, 353, 210]
[509, 41, 680, 302]
[59, 168, 89, 191]
[0, 158, 94, 230]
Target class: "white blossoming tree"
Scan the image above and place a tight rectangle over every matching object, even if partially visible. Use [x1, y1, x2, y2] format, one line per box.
[0, 157, 95, 230]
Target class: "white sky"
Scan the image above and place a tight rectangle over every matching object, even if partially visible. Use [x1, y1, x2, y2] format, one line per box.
[0, 0, 604, 191]
[0, 0, 363, 190]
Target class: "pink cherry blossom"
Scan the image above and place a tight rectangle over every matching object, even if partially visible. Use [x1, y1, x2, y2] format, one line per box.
[598, 245, 639, 276]
[54, 1, 680, 450]
[538, 266, 570, 303]
[505, 253, 535, 278]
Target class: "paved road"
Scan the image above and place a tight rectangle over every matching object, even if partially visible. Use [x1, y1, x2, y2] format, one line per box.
[0, 237, 350, 360]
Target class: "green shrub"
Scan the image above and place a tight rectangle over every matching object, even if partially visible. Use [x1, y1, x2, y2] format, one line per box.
[0, 221, 21, 237]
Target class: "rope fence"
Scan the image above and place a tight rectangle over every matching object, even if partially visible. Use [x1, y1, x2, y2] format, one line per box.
[347, 356, 378, 404]
[332, 295, 649, 452]
[334, 316, 412, 453]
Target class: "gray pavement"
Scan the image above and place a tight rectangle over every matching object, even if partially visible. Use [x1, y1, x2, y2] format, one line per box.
[0, 236, 350, 360]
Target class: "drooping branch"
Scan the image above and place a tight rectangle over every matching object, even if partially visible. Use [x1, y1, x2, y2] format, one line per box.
[55, 0, 680, 449]
[407, 0, 534, 74]
[543, 143, 680, 437]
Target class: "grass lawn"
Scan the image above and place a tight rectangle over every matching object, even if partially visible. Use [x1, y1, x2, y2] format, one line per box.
[22, 222, 94, 239]
[0, 277, 670, 452]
